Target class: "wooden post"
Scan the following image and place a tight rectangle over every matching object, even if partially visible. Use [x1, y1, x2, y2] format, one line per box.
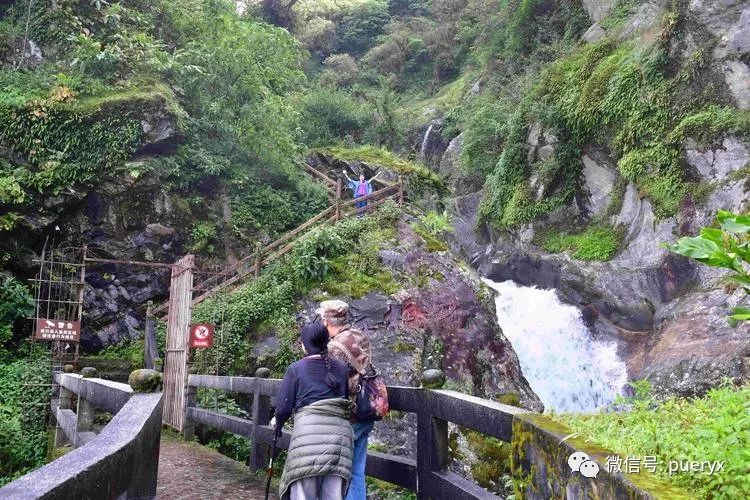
[398, 175, 404, 205]
[249, 371, 271, 472]
[335, 177, 342, 222]
[254, 242, 262, 278]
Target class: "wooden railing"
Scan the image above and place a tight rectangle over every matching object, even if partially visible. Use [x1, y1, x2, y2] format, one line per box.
[154, 168, 404, 318]
[0, 371, 163, 500]
[184, 374, 526, 499]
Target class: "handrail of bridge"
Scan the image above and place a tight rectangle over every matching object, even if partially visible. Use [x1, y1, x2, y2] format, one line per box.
[0, 371, 163, 500]
[183, 373, 527, 499]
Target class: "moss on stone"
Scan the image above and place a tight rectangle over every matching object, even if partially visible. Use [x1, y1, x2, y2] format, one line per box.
[421, 369, 446, 389]
[128, 369, 162, 392]
[510, 414, 693, 499]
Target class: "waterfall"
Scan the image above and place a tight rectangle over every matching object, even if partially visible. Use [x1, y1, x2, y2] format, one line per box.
[483, 279, 628, 413]
[419, 122, 435, 161]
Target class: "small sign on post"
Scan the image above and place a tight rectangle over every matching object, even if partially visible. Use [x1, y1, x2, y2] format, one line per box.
[34, 319, 81, 342]
[190, 323, 214, 349]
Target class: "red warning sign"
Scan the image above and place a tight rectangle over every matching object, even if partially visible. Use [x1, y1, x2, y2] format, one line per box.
[190, 323, 214, 348]
[35, 319, 81, 342]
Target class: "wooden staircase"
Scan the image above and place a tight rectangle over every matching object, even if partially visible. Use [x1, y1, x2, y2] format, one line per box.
[153, 163, 404, 318]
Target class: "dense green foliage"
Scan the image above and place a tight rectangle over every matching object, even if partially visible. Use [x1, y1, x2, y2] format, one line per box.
[557, 382, 750, 499]
[191, 202, 401, 376]
[0, 350, 52, 486]
[0, 0, 324, 240]
[0, 278, 49, 486]
[0, 276, 34, 358]
[543, 225, 621, 261]
[284, 0, 750, 231]
[668, 210, 750, 322]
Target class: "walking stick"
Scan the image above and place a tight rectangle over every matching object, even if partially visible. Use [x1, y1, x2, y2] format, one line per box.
[264, 432, 279, 500]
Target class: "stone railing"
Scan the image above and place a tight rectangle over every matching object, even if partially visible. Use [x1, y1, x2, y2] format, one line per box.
[0, 368, 164, 500]
[184, 370, 689, 499]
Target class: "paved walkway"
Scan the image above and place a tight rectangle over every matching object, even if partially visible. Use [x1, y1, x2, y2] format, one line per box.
[157, 435, 276, 499]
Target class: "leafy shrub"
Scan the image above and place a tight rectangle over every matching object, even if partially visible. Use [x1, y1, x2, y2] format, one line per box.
[299, 88, 372, 145]
[0, 353, 51, 486]
[230, 187, 297, 240]
[191, 202, 401, 374]
[461, 95, 513, 177]
[543, 225, 621, 261]
[97, 338, 145, 367]
[419, 210, 453, 237]
[335, 0, 390, 56]
[0, 84, 173, 196]
[320, 53, 360, 88]
[556, 382, 750, 499]
[0, 276, 34, 358]
[667, 210, 750, 323]
[190, 221, 217, 254]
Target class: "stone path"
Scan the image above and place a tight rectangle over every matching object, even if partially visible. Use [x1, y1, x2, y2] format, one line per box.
[157, 435, 276, 499]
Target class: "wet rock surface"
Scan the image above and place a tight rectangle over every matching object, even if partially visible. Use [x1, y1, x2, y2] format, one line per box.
[2, 169, 239, 351]
[283, 220, 543, 461]
[441, 110, 750, 397]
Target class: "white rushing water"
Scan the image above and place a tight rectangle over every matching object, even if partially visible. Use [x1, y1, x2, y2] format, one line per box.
[483, 279, 628, 413]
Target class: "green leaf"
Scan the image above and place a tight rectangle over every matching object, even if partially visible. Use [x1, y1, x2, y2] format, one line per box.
[718, 211, 750, 234]
[667, 236, 720, 261]
[726, 275, 750, 291]
[728, 307, 750, 322]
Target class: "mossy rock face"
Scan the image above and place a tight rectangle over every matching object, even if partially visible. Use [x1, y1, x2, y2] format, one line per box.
[128, 369, 163, 393]
[421, 369, 446, 388]
[254, 367, 272, 378]
[80, 367, 98, 378]
[496, 392, 521, 407]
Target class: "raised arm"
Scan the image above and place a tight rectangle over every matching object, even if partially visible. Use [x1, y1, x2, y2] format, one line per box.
[367, 171, 382, 183]
[341, 169, 354, 183]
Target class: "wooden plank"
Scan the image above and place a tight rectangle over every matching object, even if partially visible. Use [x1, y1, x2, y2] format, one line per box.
[340, 184, 399, 209]
[302, 163, 336, 186]
[262, 205, 335, 254]
[341, 193, 399, 217]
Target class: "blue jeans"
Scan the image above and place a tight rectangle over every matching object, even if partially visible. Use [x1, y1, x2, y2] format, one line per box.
[346, 420, 374, 500]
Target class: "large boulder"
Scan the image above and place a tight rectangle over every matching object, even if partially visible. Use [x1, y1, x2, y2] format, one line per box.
[581, 151, 617, 219]
[630, 288, 750, 396]
[722, 60, 750, 109]
[581, 0, 618, 22]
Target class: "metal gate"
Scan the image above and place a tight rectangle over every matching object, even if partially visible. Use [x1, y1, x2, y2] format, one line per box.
[162, 254, 194, 430]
